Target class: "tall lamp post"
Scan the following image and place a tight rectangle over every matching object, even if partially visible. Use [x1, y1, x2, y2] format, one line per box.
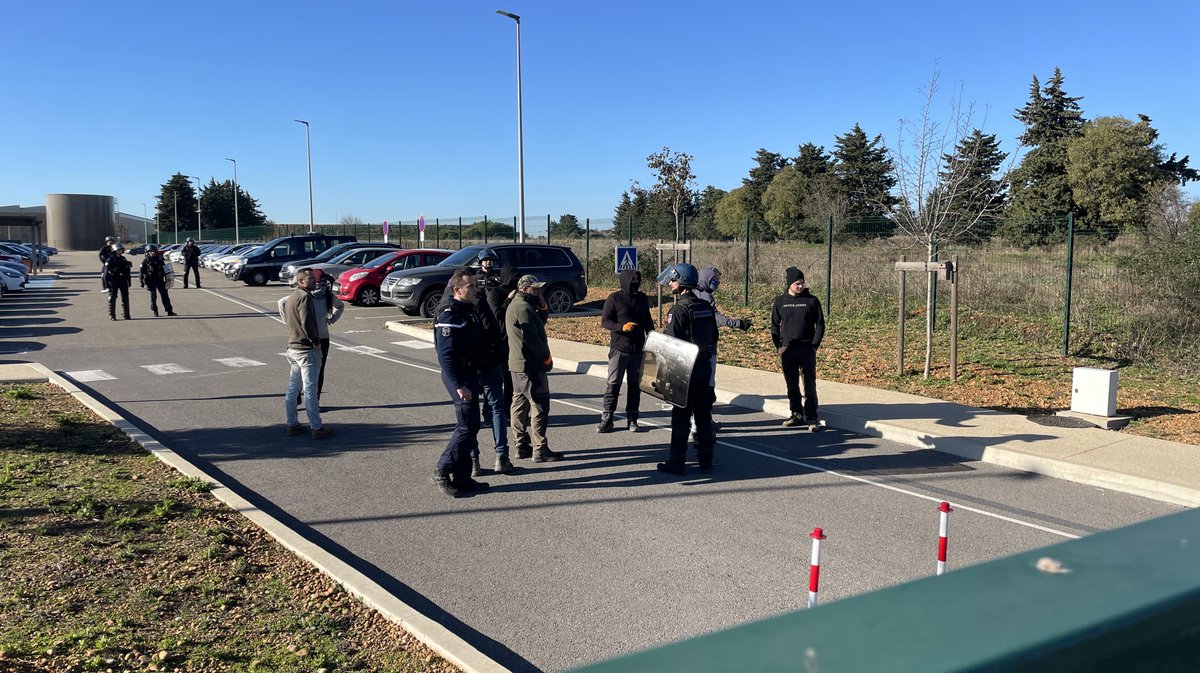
[295, 120, 314, 233]
[189, 176, 202, 241]
[225, 158, 239, 244]
[496, 9, 526, 243]
[172, 189, 180, 244]
[141, 203, 149, 244]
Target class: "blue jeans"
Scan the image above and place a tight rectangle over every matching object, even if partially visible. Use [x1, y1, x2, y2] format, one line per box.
[285, 348, 323, 429]
[476, 364, 510, 459]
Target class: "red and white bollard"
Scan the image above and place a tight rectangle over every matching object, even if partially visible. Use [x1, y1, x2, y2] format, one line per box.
[936, 502, 953, 576]
[807, 527, 826, 608]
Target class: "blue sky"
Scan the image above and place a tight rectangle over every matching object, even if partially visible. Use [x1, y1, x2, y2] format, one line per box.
[3, 0, 1197, 227]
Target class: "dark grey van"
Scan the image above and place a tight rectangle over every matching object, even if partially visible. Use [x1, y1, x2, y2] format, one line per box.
[225, 233, 357, 285]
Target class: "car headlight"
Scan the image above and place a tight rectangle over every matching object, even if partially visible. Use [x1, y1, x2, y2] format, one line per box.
[396, 277, 422, 286]
[1, 269, 19, 278]
[348, 272, 368, 282]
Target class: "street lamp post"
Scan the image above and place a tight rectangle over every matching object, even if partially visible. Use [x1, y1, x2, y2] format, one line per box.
[496, 9, 526, 243]
[188, 176, 202, 241]
[225, 158, 239, 244]
[295, 120, 314, 233]
[173, 190, 179, 244]
[141, 203, 148, 244]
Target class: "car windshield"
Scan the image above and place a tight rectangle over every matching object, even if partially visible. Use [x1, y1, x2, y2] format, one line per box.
[437, 246, 484, 267]
[242, 245, 267, 257]
[314, 243, 353, 262]
[363, 252, 399, 269]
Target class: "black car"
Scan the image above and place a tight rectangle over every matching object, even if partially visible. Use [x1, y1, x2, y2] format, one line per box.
[380, 243, 587, 317]
[225, 233, 357, 285]
[278, 241, 404, 286]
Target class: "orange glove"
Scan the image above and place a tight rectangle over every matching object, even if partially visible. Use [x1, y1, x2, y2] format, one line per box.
[621, 321, 637, 333]
[543, 355, 554, 369]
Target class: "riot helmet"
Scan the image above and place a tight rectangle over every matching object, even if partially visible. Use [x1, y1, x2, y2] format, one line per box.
[656, 263, 698, 290]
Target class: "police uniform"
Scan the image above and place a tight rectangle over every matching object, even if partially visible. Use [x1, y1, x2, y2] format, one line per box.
[661, 291, 717, 474]
[181, 242, 201, 288]
[139, 250, 176, 317]
[104, 251, 133, 320]
[433, 297, 489, 495]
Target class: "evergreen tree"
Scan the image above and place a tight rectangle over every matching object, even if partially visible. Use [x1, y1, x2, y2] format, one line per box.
[1002, 68, 1086, 245]
[154, 173, 198, 239]
[741, 148, 788, 224]
[689, 186, 727, 240]
[832, 123, 897, 235]
[793, 142, 833, 178]
[549, 213, 584, 238]
[937, 129, 1008, 240]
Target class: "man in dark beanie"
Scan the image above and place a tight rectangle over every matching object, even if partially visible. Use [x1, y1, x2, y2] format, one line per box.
[770, 267, 825, 427]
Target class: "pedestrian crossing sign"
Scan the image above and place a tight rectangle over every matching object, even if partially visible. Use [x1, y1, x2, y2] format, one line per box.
[616, 246, 637, 274]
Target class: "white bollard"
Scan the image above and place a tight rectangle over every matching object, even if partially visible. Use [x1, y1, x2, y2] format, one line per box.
[808, 527, 826, 608]
[937, 502, 953, 576]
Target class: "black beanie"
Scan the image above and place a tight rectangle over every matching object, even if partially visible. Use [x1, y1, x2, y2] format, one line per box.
[786, 267, 804, 286]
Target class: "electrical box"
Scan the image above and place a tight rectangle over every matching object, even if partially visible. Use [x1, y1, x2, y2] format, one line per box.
[1071, 367, 1118, 417]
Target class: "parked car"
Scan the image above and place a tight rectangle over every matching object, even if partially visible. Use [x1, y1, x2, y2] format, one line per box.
[334, 249, 451, 307]
[277, 241, 403, 286]
[0, 264, 27, 292]
[225, 233, 357, 285]
[0, 243, 48, 266]
[380, 243, 587, 317]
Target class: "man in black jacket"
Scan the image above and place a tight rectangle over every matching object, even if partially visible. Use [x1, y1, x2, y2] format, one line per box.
[181, 238, 201, 288]
[432, 270, 490, 496]
[98, 235, 115, 292]
[104, 244, 133, 320]
[770, 267, 826, 427]
[657, 263, 717, 476]
[139, 244, 177, 317]
[598, 269, 655, 433]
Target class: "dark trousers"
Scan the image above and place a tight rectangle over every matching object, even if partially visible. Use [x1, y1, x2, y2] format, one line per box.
[602, 349, 643, 420]
[436, 374, 480, 484]
[183, 262, 200, 287]
[107, 285, 130, 318]
[781, 345, 818, 419]
[295, 337, 330, 403]
[147, 280, 173, 314]
[100, 263, 108, 290]
[668, 359, 714, 468]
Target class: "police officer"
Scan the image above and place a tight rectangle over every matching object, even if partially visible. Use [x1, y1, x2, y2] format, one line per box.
[181, 237, 201, 288]
[139, 244, 177, 317]
[656, 263, 717, 476]
[105, 244, 133, 320]
[98, 235, 116, 292]
[432, 269, 490, 497]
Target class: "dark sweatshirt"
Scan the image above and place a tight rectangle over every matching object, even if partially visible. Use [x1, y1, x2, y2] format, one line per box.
[770, 288, 825, 349]
[600, 269, 655, 354]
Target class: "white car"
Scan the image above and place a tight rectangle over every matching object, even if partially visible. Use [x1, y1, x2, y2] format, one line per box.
[0, 265, 27, 292]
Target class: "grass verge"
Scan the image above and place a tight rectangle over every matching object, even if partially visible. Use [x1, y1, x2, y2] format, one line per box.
[0, 383, 461, 673]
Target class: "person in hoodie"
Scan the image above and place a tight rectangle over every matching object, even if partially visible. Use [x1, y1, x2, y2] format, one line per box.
[770, 267, 825, 427]
[597, 269, 655, 433]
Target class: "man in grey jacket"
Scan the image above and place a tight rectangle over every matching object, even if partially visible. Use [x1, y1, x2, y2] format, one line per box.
[506, 274, 563, 463]
[283, 268, 333, 439]
[278, 268, 343, 410]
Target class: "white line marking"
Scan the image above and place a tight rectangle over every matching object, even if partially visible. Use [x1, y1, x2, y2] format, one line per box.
[25, 279, 57, 289]
[214, 357, 267, 368]
[206, 286, 1081, 539]
[337, 344, 386, 354]
[141, 363, 194, 375]
[65, 370, 116, 382]
[391, 340, 435, 350]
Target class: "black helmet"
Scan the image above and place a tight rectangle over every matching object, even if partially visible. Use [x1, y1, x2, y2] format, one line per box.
[478, 248, 499, 262]
[147, 244, 160, 252]
[113, 244, 125, 253]
[656, 263, 699, 289]
[105, 235, 115, 243]
[186, 237, 195, 244]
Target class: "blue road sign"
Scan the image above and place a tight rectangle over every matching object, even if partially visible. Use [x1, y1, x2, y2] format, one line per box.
[615, 246, 637, 274]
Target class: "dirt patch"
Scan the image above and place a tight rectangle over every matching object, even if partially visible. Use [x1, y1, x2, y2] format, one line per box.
[0, 383, 461, 673]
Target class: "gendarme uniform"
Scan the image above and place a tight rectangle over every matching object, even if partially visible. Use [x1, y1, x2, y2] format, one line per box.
[659, 264, 717, 474]
[432, 296, 488, 496]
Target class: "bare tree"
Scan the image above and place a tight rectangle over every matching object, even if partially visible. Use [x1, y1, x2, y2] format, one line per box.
[638, 147, 696, 256]
[1145, 182, 1192, 243]
[889, 66, 1016, 378]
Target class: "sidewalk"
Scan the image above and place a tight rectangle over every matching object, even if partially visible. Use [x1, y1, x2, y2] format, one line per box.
[387, 321, 1200, 507]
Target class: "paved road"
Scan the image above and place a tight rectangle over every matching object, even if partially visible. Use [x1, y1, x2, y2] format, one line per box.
[2, 255, 1181, 672]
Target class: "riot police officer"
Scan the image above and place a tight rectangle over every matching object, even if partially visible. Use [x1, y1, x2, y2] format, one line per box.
[181, 237, 202, 288]
[98, 235, 116, 292]
[139, 244, 177, 317]
[431, 269, 490, 497]
[656, 263, 717, 476]
[104, 244, 133, 320]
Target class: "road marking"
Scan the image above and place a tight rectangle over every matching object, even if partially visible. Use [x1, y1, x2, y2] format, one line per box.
[214, 357, 267, 368]
[342, 329, 373, 333]
[25, 279, 57, 289]
[391, 340, 435, 350]
[65, 370, 116, 382]
[204, 285, 1080, 539]
[141, 363, 194, 375]
[338, 345, 386, 354]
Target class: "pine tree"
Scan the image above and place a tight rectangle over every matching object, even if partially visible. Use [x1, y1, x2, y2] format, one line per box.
[832, 123, 897, 235]
[741, 148, 788, 225]
[938, 130, 1008, 239]
[154, 174, 198, 240]
[793, 142, 832, 178]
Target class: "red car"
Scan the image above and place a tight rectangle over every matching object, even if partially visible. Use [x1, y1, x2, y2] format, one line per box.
[334, 249, 451, 306]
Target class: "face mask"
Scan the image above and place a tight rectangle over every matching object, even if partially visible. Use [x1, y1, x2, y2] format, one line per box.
[629, 281, 640, 293]
[709, 278, 721, 290]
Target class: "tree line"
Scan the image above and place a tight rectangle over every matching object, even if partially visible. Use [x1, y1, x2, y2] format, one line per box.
[616, 67, 1199, 247]
[153, 173, 270, 235]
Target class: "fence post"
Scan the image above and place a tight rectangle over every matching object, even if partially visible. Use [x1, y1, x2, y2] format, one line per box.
[585, 218, 590, 286]
[628, 216, 633, 247]
[825, 215, 833, 315]
[435, 218, 440, 247]
[546, 213, 551, 245]
[484, 216, 488, 244]
[1062, 213, 1075, 357]
[458, 217, 463, 248]
[513, 216, 518, 243]
[681, 214, 688, 264]
[930, 239, 940, 331]
[744, 219, 750, 306]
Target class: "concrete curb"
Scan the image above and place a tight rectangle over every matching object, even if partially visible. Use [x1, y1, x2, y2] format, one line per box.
[383, 322, 1200, 508]
[1, 362, 511, 673]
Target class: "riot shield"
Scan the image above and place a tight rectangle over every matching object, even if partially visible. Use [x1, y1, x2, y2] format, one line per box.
[639, 331, 700, 408]
[163, 261, 175, 289]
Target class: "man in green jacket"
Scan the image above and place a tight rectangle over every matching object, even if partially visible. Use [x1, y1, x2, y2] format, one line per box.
[506, 274, 563, 463]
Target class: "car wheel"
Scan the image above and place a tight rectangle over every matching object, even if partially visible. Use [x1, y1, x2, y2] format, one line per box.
[249, 270, 268, 286]
[357, 285, 380, 307]
[544, 284, 574, 315]
[418, 288, 445, 319]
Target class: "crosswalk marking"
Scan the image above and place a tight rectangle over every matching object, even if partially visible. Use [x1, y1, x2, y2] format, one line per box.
[214, 357, 267, 368]
[65, 370, 116, 382]
[391, 340, 434, 350]
[340, 345, 386, 354]
[141, 363, 194, 375]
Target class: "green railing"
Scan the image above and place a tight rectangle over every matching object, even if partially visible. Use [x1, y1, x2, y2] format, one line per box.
[570, 507, 1200, 673]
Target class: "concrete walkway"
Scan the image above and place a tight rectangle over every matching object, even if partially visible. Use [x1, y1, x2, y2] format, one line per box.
[387, 321, 1200, 507]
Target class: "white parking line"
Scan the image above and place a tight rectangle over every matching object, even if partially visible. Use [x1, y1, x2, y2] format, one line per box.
[141, 363, 194, 375]
[391, 340, 435, 350]
[65, 370, 116, 382]
[214, 357, 267, 368]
